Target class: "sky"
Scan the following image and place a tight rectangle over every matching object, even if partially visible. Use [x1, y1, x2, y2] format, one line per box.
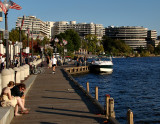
[1, 0, 160, 35]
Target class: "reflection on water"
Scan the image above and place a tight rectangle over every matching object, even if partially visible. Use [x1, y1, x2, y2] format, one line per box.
[73, 57, 160, 124]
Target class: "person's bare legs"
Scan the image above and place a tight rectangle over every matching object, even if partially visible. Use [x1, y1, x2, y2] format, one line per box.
[16, 97, 28, 112]
[14, 104, 21, 116]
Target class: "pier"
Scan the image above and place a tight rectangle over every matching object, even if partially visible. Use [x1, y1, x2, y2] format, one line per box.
[10, 66, 107, 124]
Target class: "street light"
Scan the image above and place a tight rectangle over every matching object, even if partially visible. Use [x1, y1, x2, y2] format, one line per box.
[54, 38, 59, 57]
[9, 40, 12, 65]
[2, 0, 22, 68]
[3, 0, 10, 68]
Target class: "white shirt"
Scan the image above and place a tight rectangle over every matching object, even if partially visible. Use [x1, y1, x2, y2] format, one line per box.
[51, 58, 57, 65]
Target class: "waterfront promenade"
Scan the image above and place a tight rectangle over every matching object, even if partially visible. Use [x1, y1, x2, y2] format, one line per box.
[11, 65, 107, 124]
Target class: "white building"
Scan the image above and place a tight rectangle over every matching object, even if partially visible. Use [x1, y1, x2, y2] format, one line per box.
[16, 16, 53, 40]
[52, 21, 105, 40]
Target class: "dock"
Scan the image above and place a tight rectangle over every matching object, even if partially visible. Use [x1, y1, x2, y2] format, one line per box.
[10, 66, 107, 124]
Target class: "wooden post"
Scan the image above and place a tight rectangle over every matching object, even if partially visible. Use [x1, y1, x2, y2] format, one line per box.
[127, 109, 134, 124]
[95, 86, 98, 100]
[109, 98, 115, 118]
[105, 94, 110, 119]
[86, 82, 89, 93]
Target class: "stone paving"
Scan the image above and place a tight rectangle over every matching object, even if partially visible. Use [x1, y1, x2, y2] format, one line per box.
[11, 65, 107, 124]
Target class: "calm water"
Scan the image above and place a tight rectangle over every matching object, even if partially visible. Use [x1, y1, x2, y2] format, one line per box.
[73, 57, 160, 124]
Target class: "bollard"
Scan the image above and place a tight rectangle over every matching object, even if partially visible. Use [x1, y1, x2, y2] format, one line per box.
[86, 82, 89, 93]
[25, 64, 30, 76]
[13, 67, 21, 84]
[127, 109, 134, 124]
[105, 94, 110, 119]
[109, 98, 115, 118]
[9, 68, 15, 82]
[1, 69, 11, 88]
[23, 65, 28, 78]
[19, 66, 25, 81]
[95, 86, 98, 100]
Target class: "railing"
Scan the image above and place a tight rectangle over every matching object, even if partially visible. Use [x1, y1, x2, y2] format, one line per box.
[64, 66, 89, 74]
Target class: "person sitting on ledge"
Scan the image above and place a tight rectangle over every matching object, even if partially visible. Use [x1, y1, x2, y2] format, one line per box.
[1, 81, 29, 116]
[11, 83, 29, 114]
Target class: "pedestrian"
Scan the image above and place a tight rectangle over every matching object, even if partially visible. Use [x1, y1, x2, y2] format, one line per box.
[46, 56, 50, 68]
[11, 83, 29, 114]
[51, 56, 57, 74]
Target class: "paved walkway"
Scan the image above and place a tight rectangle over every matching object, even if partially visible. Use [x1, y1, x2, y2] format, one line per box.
[11, 65, 107, 124]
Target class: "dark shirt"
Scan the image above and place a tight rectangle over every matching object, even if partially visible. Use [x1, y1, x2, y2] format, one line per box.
[11, 86, 24, 97]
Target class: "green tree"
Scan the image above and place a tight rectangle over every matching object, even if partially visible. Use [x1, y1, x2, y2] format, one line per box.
[85, 34, 98, 54]
[102, 36, 132, 56]
[52, 29, 81, 55]
[147, 44, 154, 54]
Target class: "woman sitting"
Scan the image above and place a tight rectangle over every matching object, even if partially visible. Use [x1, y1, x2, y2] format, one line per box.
[1, 81, 29, 116]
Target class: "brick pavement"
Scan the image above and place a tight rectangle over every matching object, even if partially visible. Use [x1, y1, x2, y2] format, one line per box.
[11, 66, 107, 124]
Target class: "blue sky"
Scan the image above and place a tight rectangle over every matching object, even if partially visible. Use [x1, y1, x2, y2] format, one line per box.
[1, 0, 160, 35]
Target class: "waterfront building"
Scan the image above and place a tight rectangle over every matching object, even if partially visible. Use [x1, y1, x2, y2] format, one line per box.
[147, 30, 157, 40]
[146, 30, 158, 47]
[16, 16, 53, 40]
[53, 21, 105, 40]
[105, 26, 148, 50]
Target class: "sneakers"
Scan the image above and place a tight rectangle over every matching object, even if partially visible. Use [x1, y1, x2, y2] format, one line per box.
[52, 71, 55, 74]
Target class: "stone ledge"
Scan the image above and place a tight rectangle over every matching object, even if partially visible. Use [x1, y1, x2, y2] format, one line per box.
[0, 107, 14, 124]
[0, 74, 37, 124]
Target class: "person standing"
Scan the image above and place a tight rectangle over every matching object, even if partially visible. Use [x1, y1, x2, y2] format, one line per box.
[46, 56, 50, 68]
[51, 56, 57, 74]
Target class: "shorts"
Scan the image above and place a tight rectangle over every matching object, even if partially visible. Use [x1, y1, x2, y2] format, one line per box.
[52, 64, 56, 67]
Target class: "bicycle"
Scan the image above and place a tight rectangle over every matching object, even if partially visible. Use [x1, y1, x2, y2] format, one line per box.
[30, 64, 45, 74]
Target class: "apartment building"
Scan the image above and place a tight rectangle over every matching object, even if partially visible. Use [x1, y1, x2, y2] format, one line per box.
[105, 26, 148, 50]
[53, 21, 105, 40]
[16, 16, 52, 40]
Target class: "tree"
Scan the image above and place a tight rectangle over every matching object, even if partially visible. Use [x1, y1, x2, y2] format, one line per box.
[9, 28, 27, 45]
[52, 29, 81, 55]
[85, 34, 99, 54]
[102, 36, 132, 56]
[147, 44, 154, 54]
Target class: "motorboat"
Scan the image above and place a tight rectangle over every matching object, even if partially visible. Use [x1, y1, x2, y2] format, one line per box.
[89, 57, 113, 74]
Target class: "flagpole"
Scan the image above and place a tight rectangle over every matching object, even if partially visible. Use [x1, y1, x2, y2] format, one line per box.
[19, 27, 22, 66]
[27, 27, 29, 64]
[31, 22, 33, 59]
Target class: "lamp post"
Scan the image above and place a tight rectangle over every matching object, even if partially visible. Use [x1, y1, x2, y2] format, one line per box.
[9, 40, 12, 65]
[3, 0, 10, 68]
[54, 38, 59, 58]
[27, 27, 30, 64]
[31, 22, 33, 60]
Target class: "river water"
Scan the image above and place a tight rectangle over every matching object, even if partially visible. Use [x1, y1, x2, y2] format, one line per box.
[73, 57, 160, 124]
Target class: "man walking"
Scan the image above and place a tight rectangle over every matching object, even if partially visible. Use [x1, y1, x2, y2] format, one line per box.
[51, 56, 57, 74]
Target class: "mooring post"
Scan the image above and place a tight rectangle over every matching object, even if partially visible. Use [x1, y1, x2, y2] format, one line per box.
[105, 94, 110, 119]
[95, 86, 98, 100]
[127, 109, 134, 124]
[109, 98, 115, 118]
[86, 82, 89, 93]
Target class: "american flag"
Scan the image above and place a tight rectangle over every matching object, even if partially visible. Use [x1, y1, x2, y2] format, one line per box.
[63, 39, 67, 45]
[9, 0, 22, 10]
[0, 1, 7, 14]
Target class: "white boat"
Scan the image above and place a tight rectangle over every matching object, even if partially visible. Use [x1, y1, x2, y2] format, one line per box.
[89, 57, 113, 74]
